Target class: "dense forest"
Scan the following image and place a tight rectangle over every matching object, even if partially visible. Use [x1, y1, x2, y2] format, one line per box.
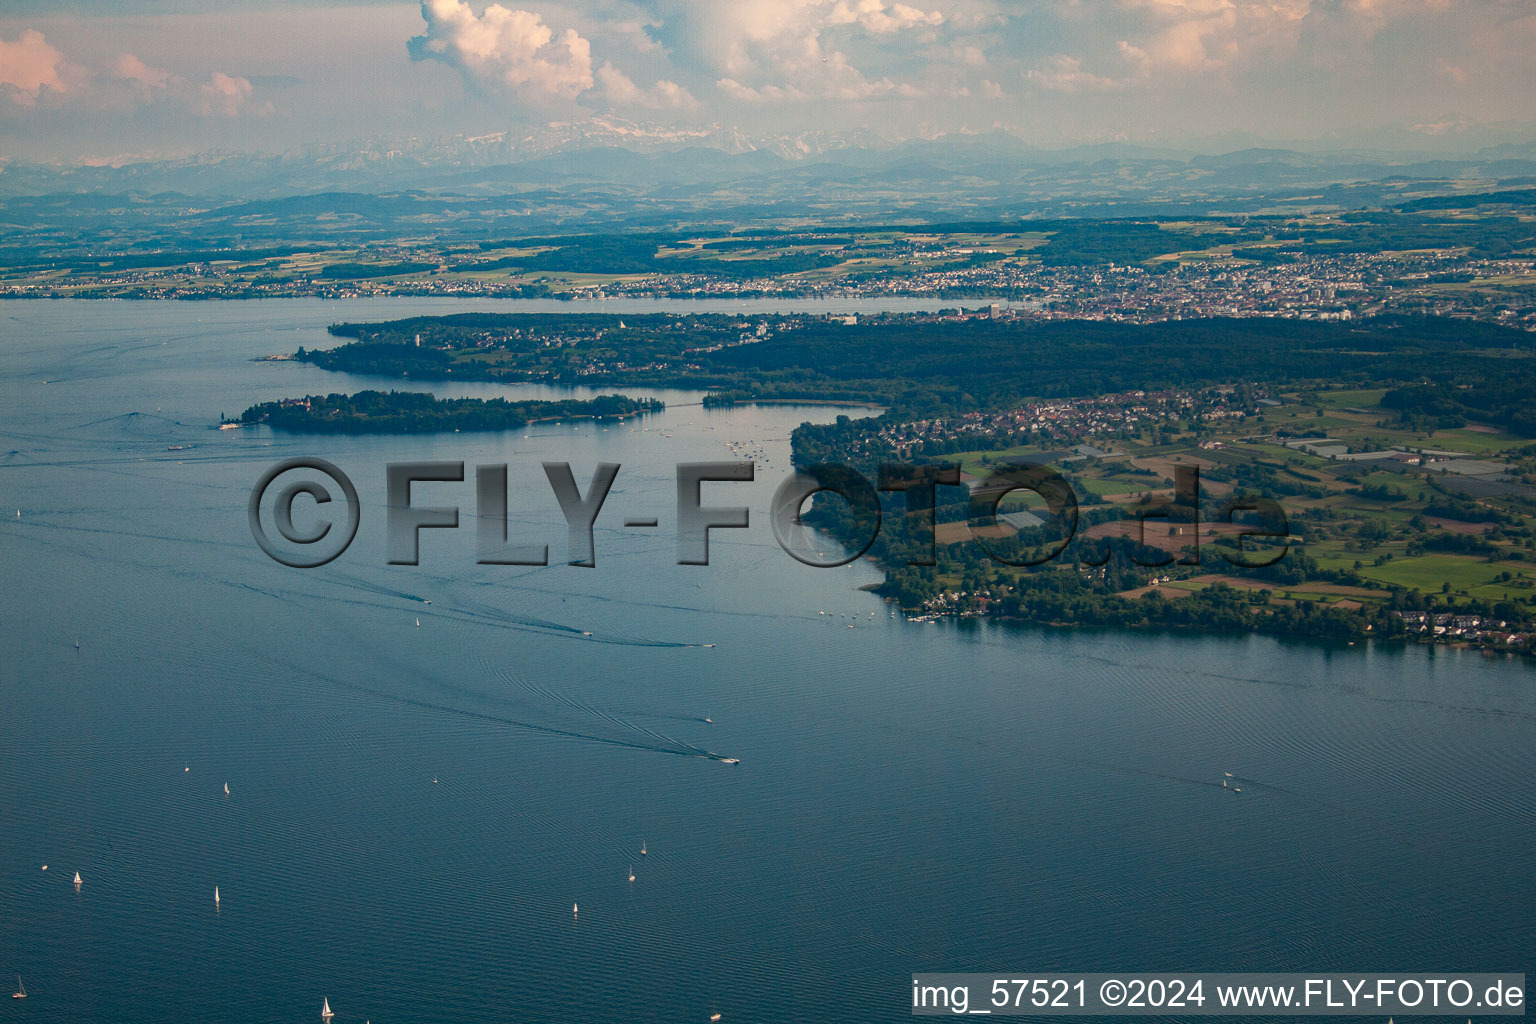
[317, 313, 1535, 424]
[239, 390, 662, 434]
[1382, 364, 1536, 436]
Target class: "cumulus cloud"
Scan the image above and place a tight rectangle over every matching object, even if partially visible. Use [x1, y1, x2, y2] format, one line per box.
[652, 0, 943, 102]
[1106, 0, 1477, 79]
[199, 72, 258, 117]
[1019, 0, 1477, 95]
[0, 29, 69, 104]
[1111, 0, 1307, 76]
[716, 77, 808, 103]
[106, 55, 266, 116]
[0, 30, 264, 117]
[407, 0, 595, 99]
[828, 0, 944, 34]
[113, 54, 173, 92]
[1025, 54, 1123, 93]
[1433, 57, 1467, 84]
[596, 61, 697, 108]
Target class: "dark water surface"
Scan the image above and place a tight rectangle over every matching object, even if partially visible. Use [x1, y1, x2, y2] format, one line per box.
[0, 300, 1531, 1023]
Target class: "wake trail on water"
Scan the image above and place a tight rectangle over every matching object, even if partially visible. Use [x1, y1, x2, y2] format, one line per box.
[478, 661, 713, 757]
[256, 647, 734, 763]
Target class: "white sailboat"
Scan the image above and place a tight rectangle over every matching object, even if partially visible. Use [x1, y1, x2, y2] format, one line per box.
[214, 886, 220, 905]
[73, 871, 82, 887]
[11, 976, 25, 1000]
[573, 902, 579, 917]
[224, 781, 230, 796]
[321, 997, 334, 1019]
[628, 865, 635, 883]
[640, 841, 646, 856]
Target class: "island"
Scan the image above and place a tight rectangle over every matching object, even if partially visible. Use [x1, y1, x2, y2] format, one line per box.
[237, 390, 663, 434]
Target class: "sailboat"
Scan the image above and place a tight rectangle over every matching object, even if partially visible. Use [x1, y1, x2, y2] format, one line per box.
[640, 841, 646, 856]
[214, 886, 220, 905]
[628, 865, 635, 883]
[11, 977, 24, 1000]
[321, 997, 334, 1019]
[224, 782, 230, 796]
[416, 618, 420, 628]
[73, 871, 82, 887]
[573, 903, 579, 917]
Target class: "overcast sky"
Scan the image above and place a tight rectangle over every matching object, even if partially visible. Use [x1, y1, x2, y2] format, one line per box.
[2, 0, 1534, 163]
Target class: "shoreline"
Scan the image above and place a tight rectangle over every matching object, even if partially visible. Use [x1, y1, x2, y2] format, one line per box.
[245, 405, 662, 435]
[885, 596, 1536, 660]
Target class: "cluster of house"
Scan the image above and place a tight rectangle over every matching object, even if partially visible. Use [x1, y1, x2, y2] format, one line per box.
[910, 589, 991, 620]
[1392, 610, 1532, 647]
[564, 245, 1535, 329]
[866, 387, 1248, 457]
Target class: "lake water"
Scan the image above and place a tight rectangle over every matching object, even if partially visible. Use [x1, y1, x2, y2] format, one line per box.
[0, 300, 1532, 1023]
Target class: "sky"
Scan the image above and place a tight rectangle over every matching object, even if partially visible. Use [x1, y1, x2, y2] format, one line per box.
[2, 0, 1535, 163]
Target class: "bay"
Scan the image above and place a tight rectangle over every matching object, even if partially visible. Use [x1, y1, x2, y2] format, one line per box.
[0, 300, 1532, 1024]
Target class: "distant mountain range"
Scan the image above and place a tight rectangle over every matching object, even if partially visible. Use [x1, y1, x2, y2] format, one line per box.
[3, 117, 1535, 202]
[3, 119, 1536, 256]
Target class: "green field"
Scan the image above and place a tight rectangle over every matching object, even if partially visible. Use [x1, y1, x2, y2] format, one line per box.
[1314, 388, 1389, 409]
[1354, 554, 1514, 592]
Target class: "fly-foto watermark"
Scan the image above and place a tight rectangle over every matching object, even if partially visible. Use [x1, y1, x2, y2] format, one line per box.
[248, 458, 1290, 570]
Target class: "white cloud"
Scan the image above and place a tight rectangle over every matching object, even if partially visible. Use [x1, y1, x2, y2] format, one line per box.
[0, 31, 265, 117]
[1433, 57, 1466, 84]
[113, 54, 173, 92]
[596, 62, 697, 109]
[199, 72, 263, 117]
[610, 18, 664, 54]
[656, 0, 941, 100]
[1107, 0, 1473, 79]
[0, 29, 69, 104]
[408, 0, 595, 99]
[716, 77, 808, 103]
[107, 55, 266, 117]
[955, 44, 988, 68]
[828, 0, 945, 34]
[1025, 54, 1122, 93]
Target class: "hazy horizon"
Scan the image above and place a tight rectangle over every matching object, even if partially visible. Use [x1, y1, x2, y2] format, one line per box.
[3, 0, 1535, 165]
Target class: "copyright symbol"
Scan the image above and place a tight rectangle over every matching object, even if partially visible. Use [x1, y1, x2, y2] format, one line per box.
[1100, 980, 1127, 1007]
[248, 458, 360, 568]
